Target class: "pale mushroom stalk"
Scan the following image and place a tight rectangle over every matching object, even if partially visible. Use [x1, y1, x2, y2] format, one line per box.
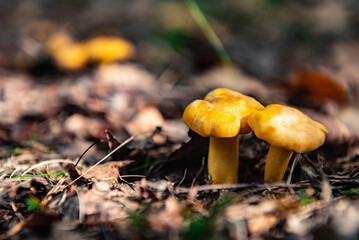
[264, 145, 293, 183]
[208, 136, 239, 184]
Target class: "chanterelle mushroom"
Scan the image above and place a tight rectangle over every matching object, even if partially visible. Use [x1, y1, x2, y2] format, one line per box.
[247, 104, 328, 183]
[183, 88, 264, 184]
[85, 36, 135, 63]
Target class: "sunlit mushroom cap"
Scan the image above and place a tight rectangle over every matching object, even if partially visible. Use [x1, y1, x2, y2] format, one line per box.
[247, 104, 328, 153]
[85, 36, 135, 63]
[51, 43, 88, 71]
[183, 88, 264, 138]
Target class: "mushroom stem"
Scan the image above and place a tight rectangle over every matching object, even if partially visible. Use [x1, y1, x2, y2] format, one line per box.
[208, 136, 239, 184]
[264, 145, 293, 183]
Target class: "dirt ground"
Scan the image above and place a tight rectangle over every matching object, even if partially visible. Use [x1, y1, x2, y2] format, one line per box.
[1, 1, 359, 239]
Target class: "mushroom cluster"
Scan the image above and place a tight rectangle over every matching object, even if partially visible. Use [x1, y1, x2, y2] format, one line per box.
[183, 88, 328, 184]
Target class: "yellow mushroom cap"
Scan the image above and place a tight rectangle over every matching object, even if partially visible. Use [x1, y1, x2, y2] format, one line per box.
[51, 43, 88, 71]
[85, 36, 135, 63]
[45, 32, 88, 70]
[183, 88, 264, 138]
[46, 32, 74, 53]
[247, 104, 328, 153]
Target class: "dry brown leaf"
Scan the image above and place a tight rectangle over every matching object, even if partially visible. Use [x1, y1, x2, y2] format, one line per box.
[225, 200, 279, 236]
[307, 111, 352, 146]
[0, 212, 61, 239]
[0, 75, 61, 125]
[79, 184, 139, 223]
[94, 63, 156, 93]
[64, 114, 111, 139]
[80, 160, 134, 183]
[331, 200, 359, 238]
[247, 215, 278, 236]
[125, 105, 164, 136]
[149, 196, 183, 232]
[105, 130, 133, 161]
[338, 107, 359, 141]
[286, 68, 350, 107]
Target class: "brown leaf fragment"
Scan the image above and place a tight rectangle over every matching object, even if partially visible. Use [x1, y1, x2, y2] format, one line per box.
[0, 177, 67, 239]
[149, 196, 183, 232]
[94, 63, 156, 92]
[41, 175, 68, 206]
[125, 105, 164, 137]
[286, 68, 350, 107]
[338, 107, 359, 141]
[0, 212, 61, 239]
[247, 215, 278, 237]
[105, 130, 132, 160]
[305, 110, 353, 156]
[67, 164, 89, 185]
[225, 200, 280, 237]
[80, 160, 134, 183]
[64, 114, 111, 139]
[331, 200, 359, 238]
[79, 183, 139, 223]
[320, 179, 333, 204]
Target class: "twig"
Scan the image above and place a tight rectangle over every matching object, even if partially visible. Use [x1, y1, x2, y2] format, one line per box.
[119, 175, 135, 191]
[120, 175, 145, 178]
[176, 168, 187, 188]
[191, 157, 205, 187]
[173, 182, 314, 194]
[10, 167, 21, 178]
[74, 188, 85, 223]
[21, 159, 75, 176]
[286, 153, 301, 194]
[66, 135, 135, 188]
[74, 139, 104, 167]
[286, 153, 301, 185]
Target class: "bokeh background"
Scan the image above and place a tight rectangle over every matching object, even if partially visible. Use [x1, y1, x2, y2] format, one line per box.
[0, 0, 359, 158]
[1, 0, 359, 77]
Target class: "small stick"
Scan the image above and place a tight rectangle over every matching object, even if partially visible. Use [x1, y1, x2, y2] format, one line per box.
[173, 182, 315, 194]
[176, 168, 188, 188]
[74, 139, 104, 167]
[21, 159, 75, 176]
[286, 153, 301, 194]
[66, 135, 135, 187]
[191, 157, 205, 187]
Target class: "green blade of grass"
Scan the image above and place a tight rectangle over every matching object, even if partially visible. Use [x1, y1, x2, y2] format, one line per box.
[185, 0, 233, 68]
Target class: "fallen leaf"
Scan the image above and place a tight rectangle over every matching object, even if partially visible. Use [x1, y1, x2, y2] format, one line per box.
[149, 196, 183, 232]
[64, 114, 111, 139]
[286, 68, 350, 107]
[125, 105, 164, 136]
[80, 160, 134, 183]
[79, 184, 139, 223]
[247, 215, 278, 236]
[94, 63, 156, 93]
[225, 200, 279, 237]
[105, 130, 133, 161]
